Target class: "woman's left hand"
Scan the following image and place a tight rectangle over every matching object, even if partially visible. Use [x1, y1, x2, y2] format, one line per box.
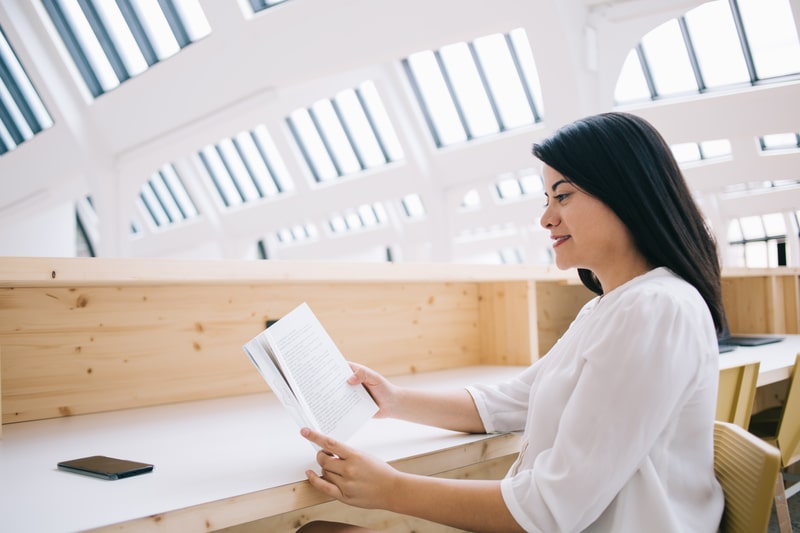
[301, 427, 401, 510]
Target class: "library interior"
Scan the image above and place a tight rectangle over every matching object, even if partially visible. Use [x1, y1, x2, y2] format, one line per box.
[1, 0, 799, 532]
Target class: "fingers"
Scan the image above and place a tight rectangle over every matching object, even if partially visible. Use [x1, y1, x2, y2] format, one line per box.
[305, 468, 342, 498]
[301, 427, 352, 460]
[347, 362, 369, 385]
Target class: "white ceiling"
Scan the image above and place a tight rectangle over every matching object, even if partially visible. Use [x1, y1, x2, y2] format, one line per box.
[0, 0, 798, 264]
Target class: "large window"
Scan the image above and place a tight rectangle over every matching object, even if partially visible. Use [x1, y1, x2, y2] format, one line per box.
[615, 0, 800, 103]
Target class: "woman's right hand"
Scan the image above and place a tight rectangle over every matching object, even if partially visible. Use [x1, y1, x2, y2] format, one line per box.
[347, 362, 401, 418]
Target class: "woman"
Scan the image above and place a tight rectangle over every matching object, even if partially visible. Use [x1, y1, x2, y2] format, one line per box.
[299, 112, 725, 532]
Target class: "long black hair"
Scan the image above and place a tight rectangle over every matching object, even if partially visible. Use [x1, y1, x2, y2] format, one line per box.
[532, 112, 724, 332]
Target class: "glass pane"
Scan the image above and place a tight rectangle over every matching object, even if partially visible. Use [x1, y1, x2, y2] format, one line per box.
[509, 29, 544, 117]
[727, 219, 743, 241]
[641, 19, 699, 95]
[60, 0, 120, 92]
[402, 194, 425, 218]
[439, 42, 498, 138]
[685, 0, 750, 87]
[132, 0, 180, 59]
[496, 177, 521, 199]
[762, 213, 786, 236]
[462, 189, 480, 208]
[519, 172, 543, 194]
[172, 0, 211, 40]
[700, 139, 732, 158]
[218, 138, 260, 201]
[671, 142, 701, 163]
[762, 132, 799, 150]
[160, 164, 197, 217]
[744, 241, 768, 267]
[726, 243, 746, 267]
[473, 33, 534, 129]
[737, 0, 800, 79]
[234, 131, 279, 197]
[406, 51, 467, 146]
[334, 89, 384, 168]
[311, 99, 361, 175]
[615, 49, 651, 102]
[358, 81, 404, 161]
[94, 1, 148, 76]
[289, 108, 338, 181]
[739, 215, 765, 239]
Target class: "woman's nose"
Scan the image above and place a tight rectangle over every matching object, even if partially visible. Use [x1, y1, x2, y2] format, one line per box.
[540, 205, 557, 229]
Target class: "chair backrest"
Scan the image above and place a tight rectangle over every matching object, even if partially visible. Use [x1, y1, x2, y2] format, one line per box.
[775, 353, 800, 467]
[714, 421, 781, 533]
[717, 361, 760, 428]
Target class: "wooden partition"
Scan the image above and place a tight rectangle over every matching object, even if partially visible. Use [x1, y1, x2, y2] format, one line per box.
[721, 267, 800, 334]
[0, 257, 590, 427]
[3, 258, 797, 431]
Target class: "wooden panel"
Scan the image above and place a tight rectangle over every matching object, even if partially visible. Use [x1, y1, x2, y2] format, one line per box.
[722, 275, 800, 334]
[0, 281, 481, 423]
[534, 281, 594, 356]
[477, 281, 536, 365]
[219, 454, 519, 533]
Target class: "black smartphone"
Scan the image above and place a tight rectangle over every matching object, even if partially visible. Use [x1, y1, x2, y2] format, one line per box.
[57, 455, 154, 480]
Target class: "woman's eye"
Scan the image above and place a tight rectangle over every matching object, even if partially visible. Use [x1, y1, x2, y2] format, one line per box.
[555, 193, 569, 203]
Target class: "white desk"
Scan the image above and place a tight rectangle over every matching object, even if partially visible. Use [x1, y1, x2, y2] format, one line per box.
[718, 334, 800, 387]
[2, 336, 798, 533]
[0, 366, 523, 533]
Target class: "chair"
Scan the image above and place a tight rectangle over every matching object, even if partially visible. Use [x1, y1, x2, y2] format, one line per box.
[748, 352, 800, 533]
[714, 421, 782, 533]
[717, 361, 760, 428]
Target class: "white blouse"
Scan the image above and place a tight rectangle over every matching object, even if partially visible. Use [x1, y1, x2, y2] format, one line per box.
[467, 267, 724, 532]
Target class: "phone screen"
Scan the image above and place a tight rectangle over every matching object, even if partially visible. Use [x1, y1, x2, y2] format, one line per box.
[57, 455, 154, 480]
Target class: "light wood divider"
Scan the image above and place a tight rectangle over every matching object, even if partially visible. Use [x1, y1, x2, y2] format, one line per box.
[0, 257, 591, 427]
[721, 267, 800, 334]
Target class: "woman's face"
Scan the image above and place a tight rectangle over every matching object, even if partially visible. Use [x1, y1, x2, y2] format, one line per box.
[540, 164, 642, 283]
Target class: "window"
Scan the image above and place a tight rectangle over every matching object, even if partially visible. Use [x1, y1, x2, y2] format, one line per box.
[248, 0, 290, 14]
[136, 164, 198, 229]
[0, 26, 53, 156]
[615, 0, 800, 103]
[43, 0, 211, 98]
[287, 81, 403, 182]
[760, 132, 800, 152]
[404, 28, 543, 147]
[198, 125, 291, 209]
[727, 213, 788, 267]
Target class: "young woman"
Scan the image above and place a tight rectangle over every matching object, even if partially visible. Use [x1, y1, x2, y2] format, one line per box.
[298, 112, 725, 533]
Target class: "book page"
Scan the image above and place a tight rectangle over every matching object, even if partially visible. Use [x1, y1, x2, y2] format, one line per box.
[248, 302, 378, 442]
[242, 332, 309, 431]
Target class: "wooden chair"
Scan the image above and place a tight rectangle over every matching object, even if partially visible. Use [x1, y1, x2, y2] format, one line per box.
[714, 421, 782, 533]
[748, 352, 800, 533]
[717, 361, 760, 428]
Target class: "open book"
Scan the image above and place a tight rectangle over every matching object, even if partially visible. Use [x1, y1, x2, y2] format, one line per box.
[243, 302, 378, 442]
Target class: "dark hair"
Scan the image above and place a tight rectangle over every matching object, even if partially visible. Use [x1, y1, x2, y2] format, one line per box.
[532, 112, 724, 332]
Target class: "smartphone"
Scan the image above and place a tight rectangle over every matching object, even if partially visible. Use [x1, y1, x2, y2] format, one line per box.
[57, 455, 154, 480]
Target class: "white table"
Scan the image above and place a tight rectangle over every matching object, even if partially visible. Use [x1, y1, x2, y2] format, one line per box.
[718, 334, 800, 386]
[0, 366, 523, 533]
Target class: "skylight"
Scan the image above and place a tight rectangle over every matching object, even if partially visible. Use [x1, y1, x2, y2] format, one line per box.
[404, 28, 543, 148]
[615, 0, 800, 103]
[42, 0, 211, 98]
[287, 81, 403, 183]
[0, 26, 53, 156]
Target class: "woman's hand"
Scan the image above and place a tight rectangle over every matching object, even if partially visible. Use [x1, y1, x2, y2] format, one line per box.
[301, 427, 402, 510]
[346, 362, 401, 418]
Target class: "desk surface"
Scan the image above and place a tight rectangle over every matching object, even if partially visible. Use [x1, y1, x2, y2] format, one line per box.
[0, 366, 524, 533]
[718, 334, 800, 386]
[2, 336, 797, 533]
